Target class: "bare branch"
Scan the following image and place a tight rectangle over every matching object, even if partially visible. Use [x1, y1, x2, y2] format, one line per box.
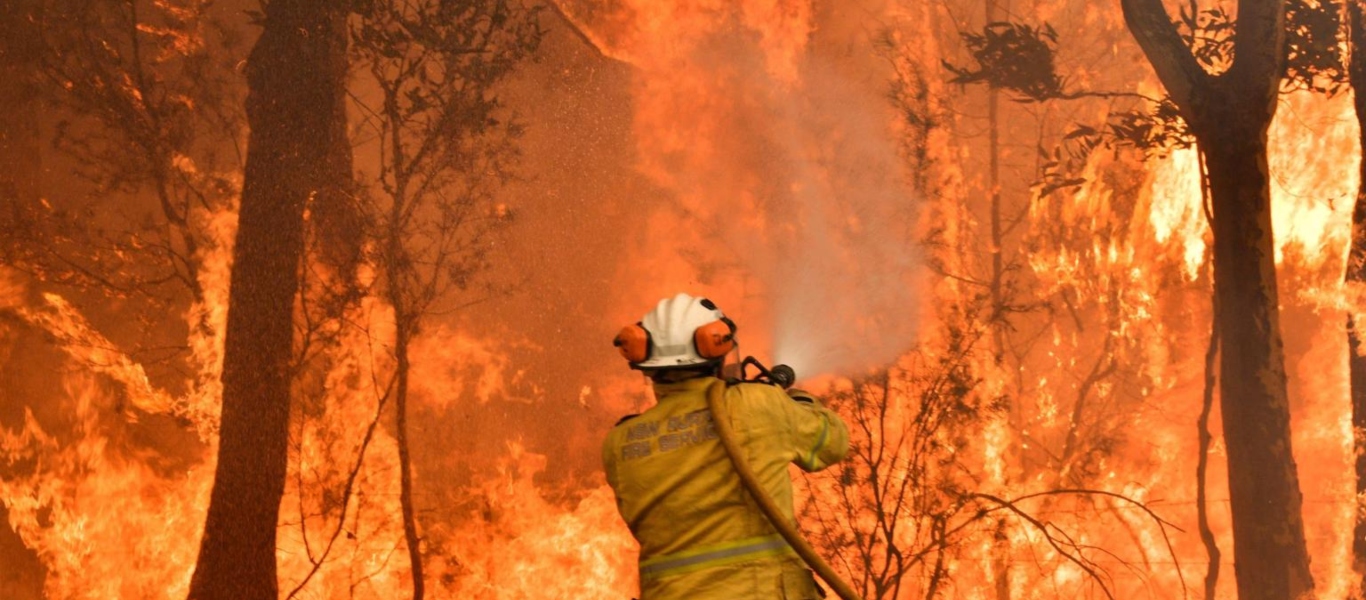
[1119, 0, 1209, 116]
[968, 492, 1115, 600]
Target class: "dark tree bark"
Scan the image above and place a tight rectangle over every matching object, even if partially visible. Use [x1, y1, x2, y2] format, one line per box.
[1347, 0, 1366, 591]
[392, 314, 424, 600]
[1198, 250, 1223, 600]
[186, 1, 350, 598]
[1120, 1, 1315, 599]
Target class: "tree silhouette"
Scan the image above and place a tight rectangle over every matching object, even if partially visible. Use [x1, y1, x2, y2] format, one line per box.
[187, 1, 352, 598]
[1121, 0, 1315, 598]
[344, 0, 541, 595]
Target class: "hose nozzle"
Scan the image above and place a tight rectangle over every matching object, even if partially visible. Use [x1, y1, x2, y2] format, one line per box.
[737, 356, 797, 389]
[770, 364, 795, 389]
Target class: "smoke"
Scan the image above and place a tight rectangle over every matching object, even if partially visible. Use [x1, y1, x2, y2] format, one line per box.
[762, 55, 922, 379]
[596, 0, 923, 380]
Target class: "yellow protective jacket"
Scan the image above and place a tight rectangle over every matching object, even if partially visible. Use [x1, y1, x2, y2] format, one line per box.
[602, 376, 849, 600]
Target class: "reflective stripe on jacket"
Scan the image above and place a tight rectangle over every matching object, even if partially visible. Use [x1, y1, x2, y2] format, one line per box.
[602, 376, 850, 599]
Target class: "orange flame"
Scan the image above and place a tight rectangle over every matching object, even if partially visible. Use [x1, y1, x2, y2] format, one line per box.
[5, 1, 1366, 598]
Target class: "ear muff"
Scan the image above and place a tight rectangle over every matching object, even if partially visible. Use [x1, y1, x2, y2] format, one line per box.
[614, 322, 651, 363]
[693, 316, 736, 359]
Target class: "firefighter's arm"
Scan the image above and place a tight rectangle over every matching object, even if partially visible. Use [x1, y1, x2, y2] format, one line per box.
[783, 388, 849, 472]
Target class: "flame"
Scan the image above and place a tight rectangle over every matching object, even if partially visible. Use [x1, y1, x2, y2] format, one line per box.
[0, 277, 213, 599]
[6, 0, 1366, 598]
[430, 442, 636, 598]
[1147, 146, 1206, 279]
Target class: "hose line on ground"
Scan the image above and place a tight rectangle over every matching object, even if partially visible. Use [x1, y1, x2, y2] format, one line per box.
[705, 380, 863, 600]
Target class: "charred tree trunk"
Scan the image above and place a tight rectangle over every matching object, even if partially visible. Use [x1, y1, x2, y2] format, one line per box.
[186, 1, 350, 598]
[1121, 1, 1315, 599]
[1197, 89, 1313, 600]
[384, 128, 425, 596]
[393, 316, 425, 600]
[1347, 0, 1366, 590]
[386, 196, 424, 598]
[1198, 219, 1223, 600]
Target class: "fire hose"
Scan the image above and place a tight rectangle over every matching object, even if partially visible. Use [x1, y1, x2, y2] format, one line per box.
[705, 379, 864, 600]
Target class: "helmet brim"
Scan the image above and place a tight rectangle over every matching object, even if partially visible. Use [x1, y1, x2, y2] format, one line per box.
[632, 356, 721, 371]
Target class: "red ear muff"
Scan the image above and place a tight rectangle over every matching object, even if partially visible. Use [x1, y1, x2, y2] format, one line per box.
[614, 323, 651, 363]
[693, 317, 736, 359]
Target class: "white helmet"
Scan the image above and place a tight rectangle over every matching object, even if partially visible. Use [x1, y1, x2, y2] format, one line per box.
[614, 293, 737, 370]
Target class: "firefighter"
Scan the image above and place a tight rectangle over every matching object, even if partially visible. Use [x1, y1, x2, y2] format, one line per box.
[604, 293, 850, 599]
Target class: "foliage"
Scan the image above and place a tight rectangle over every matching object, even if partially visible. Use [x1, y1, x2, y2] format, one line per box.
[1172, 0, 1347, 94]
[962, 0, 1347, 202]
[877, 27, 939, 197]
[1, 0, 246, 385]
[349, 0, 544, 317]
[1175, 5, 1235, 74]
[14, 0, 244, 307]
[1284, 0, 1346, 95]
[284, 2, 544, 597]
[799, 295, 1170, 599]
[900, 14, 1187, 597]
[1032, 96, 1194, 197]
[1029, 0, 1347, 198]
[945, 22, 1064, 102]
[800, 299, 1001, 599]
[1104, 97, 1193, 154]
[941, 17, 1193, 195]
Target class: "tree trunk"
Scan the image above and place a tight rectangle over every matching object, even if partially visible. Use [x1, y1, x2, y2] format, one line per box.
[1120, 1, 1314, 598]
[1198, 244, 1222, 600]
[386, 158, 424, 596]
[186, 1, 350, 598]
[1346, 0, 1366, 591]
[393, 318, 425, 600]
[1194, 83, 1314, 599]
[982, 0, 1014, 595]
